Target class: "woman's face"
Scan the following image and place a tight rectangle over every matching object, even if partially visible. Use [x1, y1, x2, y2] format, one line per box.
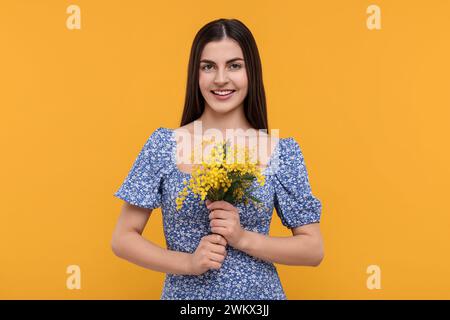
[199, 38, 248, 114]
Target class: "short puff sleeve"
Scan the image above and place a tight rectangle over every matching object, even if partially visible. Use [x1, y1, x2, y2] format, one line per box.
[114, 128, 169, 209]
[273, 138, 322, 228]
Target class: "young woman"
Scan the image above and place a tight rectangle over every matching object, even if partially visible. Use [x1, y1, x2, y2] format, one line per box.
[112, 18, 323, 300]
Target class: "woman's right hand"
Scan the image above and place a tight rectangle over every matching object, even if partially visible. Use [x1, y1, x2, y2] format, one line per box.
[188, 234, 228, 275]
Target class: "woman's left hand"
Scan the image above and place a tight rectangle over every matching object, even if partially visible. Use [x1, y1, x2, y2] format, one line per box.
[206, 199, 246, 249]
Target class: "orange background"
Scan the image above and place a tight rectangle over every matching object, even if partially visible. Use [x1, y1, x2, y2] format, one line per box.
[1, 0, 449, 299]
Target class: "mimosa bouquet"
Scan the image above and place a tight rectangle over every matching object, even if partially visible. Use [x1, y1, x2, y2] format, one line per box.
[176, 139, 266, 211]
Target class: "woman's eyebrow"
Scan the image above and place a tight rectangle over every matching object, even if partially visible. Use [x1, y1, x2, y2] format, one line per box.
[200, 57, 244, 64]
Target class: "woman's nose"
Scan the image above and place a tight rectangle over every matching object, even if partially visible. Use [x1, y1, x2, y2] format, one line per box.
[214, 68, 229, 84]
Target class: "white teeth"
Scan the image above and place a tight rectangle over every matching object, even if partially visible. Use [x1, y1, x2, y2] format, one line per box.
[212, 90, 234, 96]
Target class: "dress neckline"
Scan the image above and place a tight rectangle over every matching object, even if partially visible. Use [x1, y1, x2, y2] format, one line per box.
[160, 127, 283, 177]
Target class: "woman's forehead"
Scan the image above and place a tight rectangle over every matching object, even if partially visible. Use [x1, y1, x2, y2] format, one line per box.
[201, 39, 243, 60]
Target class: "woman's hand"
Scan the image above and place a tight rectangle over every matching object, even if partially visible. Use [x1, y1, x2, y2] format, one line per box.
[189, 234, 228, 275]
[206, 199, 246, 250]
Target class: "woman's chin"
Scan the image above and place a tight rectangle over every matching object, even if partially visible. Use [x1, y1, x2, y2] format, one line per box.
[205, 99, 244, 114]
[208, 104, 239, 114]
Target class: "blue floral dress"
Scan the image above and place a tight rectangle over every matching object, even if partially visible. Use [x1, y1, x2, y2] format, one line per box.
[114, 127, 322, 300]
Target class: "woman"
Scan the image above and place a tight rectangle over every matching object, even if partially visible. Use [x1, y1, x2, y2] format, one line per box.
[112, 18, 324, 300]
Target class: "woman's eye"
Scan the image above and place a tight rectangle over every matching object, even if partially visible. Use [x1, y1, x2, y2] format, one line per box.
[200, 63, 242, 71]
[229, 63, 242, 70]
[201, 64, 213, 71]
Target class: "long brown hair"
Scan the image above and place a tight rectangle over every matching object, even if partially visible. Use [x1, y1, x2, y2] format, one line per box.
[180, 18, 269, 131]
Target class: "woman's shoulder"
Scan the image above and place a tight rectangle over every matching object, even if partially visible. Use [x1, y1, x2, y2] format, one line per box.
[263, 134, 305, 176]
[259, 131, 295, 158]
[144, 126, 175, 145]
[129, 127, 175, 177]
[277, 136, 303, 161]
[141, 127, 175, 159]
[155, 125, 192, 140]
[152, 126, 174, 136]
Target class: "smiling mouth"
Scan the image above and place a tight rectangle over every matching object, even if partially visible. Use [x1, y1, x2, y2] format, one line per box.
[211, 90, 236, 96]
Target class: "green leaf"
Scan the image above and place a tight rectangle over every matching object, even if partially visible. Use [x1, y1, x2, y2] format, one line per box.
[246, 193, 262, 203]
[223, 193, 235, 204]
[241, 173, 255, 180]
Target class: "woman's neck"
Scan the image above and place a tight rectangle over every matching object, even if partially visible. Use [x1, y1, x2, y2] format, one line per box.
[196, 104, 254, 135]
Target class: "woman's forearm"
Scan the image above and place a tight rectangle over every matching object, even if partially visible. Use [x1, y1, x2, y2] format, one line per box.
[237, 230, 323, 266]
[111, 232, 192, 275]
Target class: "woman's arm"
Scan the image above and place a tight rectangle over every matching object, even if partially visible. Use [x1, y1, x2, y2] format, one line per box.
[236, 223, 324, 266]
[111, 202, 192, 275]
[206, 200, 324, 267]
